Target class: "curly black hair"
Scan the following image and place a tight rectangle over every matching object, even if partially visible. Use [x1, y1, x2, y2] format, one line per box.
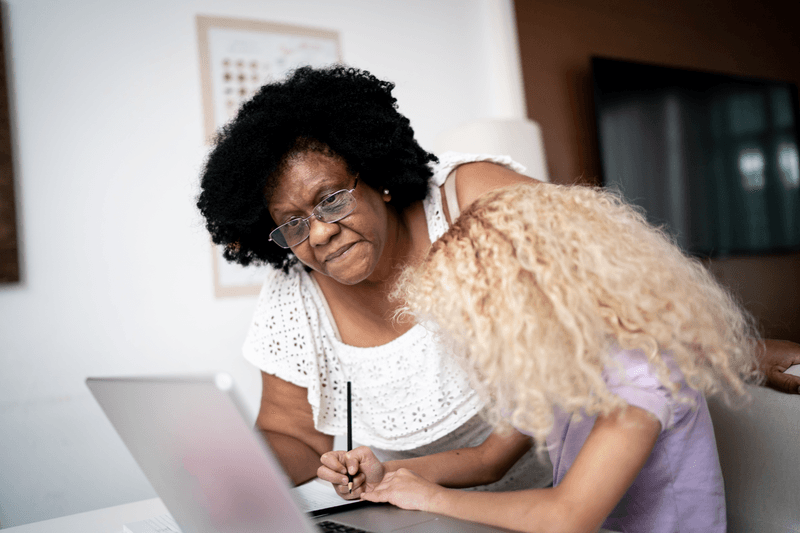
[197, 65, 438, 272]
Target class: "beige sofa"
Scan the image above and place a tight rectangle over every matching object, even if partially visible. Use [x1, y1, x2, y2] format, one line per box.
[707, 365, 800, 533]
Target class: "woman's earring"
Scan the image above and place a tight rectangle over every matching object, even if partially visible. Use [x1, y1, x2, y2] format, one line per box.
[383, 189, 390, 195]
[382, 188, 391, 202]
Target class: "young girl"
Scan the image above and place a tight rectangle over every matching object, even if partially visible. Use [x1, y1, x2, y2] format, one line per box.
[318, 182, 762, 533]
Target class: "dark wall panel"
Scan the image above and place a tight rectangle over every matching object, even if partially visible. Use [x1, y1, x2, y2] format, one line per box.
[515, 0, 800, 340]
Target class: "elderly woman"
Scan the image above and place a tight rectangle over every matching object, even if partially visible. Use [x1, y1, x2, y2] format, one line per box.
[197, 65, 800, 494]
[197, 65, 553, 491]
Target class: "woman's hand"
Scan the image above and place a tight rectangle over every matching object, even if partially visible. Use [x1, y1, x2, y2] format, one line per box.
[760, 339, 800, 394]
[318, 446, 387, 499]
[360, 468, 445, 512]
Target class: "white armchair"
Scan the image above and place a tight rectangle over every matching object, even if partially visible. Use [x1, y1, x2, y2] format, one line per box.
[707, 365, 800, 533]
[433, 118, 550, 183]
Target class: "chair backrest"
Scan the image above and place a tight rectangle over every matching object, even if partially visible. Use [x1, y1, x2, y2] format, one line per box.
[707, 365, 800, 533]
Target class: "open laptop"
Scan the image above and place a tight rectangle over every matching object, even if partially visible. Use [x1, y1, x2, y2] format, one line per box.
[86, 373, 513, 533]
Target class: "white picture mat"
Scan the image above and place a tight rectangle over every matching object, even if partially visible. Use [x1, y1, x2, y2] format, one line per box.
[196, 15, 340, 297]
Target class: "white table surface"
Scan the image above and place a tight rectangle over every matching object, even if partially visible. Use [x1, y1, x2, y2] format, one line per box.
[3, 498, 167, 533]
[11, 368, 799, 532]
[3, 497, 622, 533]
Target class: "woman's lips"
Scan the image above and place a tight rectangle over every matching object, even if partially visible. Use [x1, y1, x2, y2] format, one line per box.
[324, 242, 357, 263]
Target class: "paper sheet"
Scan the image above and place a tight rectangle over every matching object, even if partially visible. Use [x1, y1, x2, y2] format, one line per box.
[293, 477, 364, 513]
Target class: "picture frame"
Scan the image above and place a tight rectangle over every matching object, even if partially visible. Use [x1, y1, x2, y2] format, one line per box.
[195, 15, 341, 297]
[0, 6, 19, 284]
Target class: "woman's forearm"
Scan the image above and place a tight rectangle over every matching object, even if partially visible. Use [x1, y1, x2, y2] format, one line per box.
[384, 431, 532, 488]
[384, 448, 506, 487]
[258, 429, 323, 486]
[254, 372, 334, 485]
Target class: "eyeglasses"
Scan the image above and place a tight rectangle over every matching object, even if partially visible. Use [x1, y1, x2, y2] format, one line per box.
[269, 177, 359, 248]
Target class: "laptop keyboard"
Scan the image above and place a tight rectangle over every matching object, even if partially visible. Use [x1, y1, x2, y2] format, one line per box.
[316, 519, 375, 532]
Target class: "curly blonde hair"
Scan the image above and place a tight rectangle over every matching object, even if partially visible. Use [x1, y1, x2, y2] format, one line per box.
[394, 183, 762, 446]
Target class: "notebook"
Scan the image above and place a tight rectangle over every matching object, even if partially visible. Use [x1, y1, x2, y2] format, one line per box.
[87, 373, 510, 533]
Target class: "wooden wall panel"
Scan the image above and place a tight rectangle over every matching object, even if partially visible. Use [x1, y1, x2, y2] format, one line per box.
[0, 5, 18, 284]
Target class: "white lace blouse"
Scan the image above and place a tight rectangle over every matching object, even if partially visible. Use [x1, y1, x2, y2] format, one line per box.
[242, 152, 552, 489]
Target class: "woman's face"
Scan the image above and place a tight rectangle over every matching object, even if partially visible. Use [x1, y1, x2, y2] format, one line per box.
[267, 151, 393, 285]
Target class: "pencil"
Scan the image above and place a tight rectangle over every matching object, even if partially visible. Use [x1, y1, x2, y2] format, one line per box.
[347, 381, 354, 493]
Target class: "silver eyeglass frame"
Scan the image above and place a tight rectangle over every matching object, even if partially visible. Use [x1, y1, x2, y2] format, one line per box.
[268, 177, 359, 249]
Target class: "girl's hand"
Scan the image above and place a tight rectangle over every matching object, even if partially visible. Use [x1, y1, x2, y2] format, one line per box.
[360, 468, 445, 512]
[318, 446, 386, 499]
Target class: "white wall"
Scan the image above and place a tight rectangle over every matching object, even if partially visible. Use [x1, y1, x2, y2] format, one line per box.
[0, 0, 523, 527]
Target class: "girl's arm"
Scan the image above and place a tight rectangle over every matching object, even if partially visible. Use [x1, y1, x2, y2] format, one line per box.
[362, 405, 661, 533]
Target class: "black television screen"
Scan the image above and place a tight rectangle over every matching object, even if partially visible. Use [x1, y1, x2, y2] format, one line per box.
[592, 56, 800, 257]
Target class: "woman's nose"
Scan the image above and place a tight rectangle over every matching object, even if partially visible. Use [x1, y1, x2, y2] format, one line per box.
[307, 216, 341, 247]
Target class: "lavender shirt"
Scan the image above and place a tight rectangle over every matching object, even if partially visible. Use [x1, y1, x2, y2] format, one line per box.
[545, 348, 725, 533]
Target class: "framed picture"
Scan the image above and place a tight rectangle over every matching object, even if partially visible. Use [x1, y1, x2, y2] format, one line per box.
[0, 7, 19, 284]
[196, 15, 341, 297]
